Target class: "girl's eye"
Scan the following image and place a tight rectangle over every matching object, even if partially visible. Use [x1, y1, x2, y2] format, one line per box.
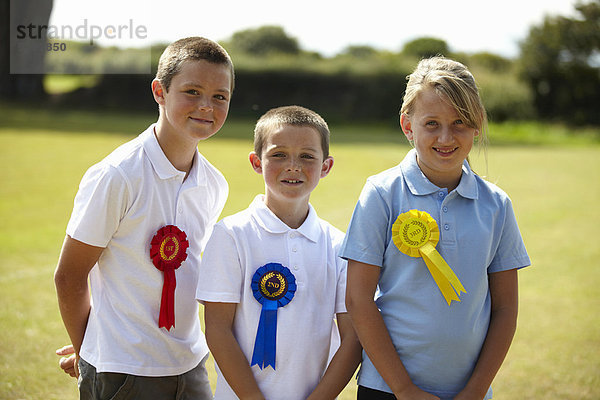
[214, 94, 227, 101]
[455, 119, 464, 125]
[426, 121, 438, 127]
[186, 89, 199, 95]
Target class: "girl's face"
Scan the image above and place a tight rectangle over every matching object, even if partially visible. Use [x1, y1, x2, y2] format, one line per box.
[401, 88, 478, 190]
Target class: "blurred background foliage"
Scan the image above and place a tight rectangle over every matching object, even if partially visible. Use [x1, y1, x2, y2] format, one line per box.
[1, 0, 599, 126]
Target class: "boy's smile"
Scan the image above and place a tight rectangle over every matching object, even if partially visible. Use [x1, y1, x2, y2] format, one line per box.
[250, 125, 333, 228]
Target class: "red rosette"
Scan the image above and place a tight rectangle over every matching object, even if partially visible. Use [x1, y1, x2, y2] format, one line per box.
[150, 225, 189, 330]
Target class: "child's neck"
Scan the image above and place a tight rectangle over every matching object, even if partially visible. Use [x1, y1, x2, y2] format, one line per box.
[428, 174, 461, 192]
[153, 122, 197, 179]
[415, 157, 462, 192]
[263, 195, 310, 230]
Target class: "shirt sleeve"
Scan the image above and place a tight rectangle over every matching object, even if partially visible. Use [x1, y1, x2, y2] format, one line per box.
[488, 197, 531, 273]
[338, 179, 391, 267]
[196, 223, 243, 303]
[334, 256, 348, 314]
[66, 163, 129, 247]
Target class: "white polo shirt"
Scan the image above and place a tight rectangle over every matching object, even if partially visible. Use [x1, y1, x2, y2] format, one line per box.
[196, 195, 347, 400]
[67, 124, 228, 376]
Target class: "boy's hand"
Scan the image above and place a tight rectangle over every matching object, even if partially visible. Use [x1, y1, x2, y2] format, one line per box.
[56, 344, 79, 378]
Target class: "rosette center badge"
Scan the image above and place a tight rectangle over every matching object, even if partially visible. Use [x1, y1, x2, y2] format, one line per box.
[259, 271, 288, 300]
[159, 235, 180, 262]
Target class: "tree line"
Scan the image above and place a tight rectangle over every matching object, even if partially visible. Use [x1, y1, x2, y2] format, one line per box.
[2, 0, 599, 126]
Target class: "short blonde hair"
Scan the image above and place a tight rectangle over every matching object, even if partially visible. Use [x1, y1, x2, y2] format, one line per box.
[253, 106, 330, 159]
[401, 56, 488, 148]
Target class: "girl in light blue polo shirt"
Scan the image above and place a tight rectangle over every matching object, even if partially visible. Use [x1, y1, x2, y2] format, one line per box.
[340, 56, 530, 400]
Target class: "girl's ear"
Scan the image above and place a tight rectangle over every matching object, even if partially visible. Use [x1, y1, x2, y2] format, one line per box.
[320, 156, 334, 179]
[249, 152, 262, 174]
[151, 79, 166, 106]
[400, 113, 413, 141]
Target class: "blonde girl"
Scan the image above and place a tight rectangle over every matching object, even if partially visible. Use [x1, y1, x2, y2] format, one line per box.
[340, 57, 530, 400]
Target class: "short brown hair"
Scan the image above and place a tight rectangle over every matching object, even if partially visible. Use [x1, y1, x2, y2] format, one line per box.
[253, 106, 330, 159]
[155, 37, 234, 92]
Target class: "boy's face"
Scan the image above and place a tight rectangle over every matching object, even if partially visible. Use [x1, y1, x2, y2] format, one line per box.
[152, 59, 231, 144]
[250, 125, 333, 211]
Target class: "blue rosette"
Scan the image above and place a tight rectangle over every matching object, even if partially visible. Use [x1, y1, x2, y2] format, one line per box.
[250, 262, 296, 370]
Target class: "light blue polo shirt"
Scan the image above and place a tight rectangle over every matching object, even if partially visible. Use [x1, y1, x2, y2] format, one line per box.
[339, 149, 530, 400]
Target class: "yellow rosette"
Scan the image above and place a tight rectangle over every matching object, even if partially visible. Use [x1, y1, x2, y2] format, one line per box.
[391, 209, 466, 305]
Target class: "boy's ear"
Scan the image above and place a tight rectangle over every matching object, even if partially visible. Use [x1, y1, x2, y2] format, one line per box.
[400, 113, 413, 141]
[151, 79, 166, 106]
[249, 152, 262, 174]
[320, 156, 334, 179]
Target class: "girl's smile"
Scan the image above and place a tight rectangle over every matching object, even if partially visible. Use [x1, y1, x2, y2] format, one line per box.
[401, 87, 478, 190]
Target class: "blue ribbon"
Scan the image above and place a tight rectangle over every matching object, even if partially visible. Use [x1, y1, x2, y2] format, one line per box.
[250, 263, 296, 370]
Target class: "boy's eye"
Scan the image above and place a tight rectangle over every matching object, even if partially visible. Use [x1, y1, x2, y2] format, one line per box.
[214, 94, 228, 101]
[186, 89, 199, 95]
[426, 121, 438, 127]
[301, 154, 316, 159]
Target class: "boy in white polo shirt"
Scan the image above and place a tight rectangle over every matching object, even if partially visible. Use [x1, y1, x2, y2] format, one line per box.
[196, 105, 362, 400]
[53, 37, 233, 399]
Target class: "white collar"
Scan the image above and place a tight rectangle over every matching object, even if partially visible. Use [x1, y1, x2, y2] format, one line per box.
[250, 195, 320, 243]
[142, 124, 207, 187]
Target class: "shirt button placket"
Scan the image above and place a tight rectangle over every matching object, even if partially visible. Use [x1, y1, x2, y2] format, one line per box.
[175, 205, 184, 226]
[289, 232, 300, 273]
[438, 192, 451, 241]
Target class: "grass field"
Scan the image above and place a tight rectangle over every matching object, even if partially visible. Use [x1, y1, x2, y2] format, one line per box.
[0, 107, 599, 399]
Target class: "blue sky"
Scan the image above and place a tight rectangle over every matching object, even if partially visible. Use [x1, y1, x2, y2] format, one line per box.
[49, 0, 579, 57]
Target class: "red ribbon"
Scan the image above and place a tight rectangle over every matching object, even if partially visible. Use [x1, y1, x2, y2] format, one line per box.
[150, 225, 189, 330]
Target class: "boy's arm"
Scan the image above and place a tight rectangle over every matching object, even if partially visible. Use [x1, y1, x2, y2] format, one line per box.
[306, 312, 362, 400]
[346, 260, 439, 400]
[56, 344, 77, 377]
[54, 236, 104, 362]
[454, 269, 519, 400]
[204, 302, 265, 400]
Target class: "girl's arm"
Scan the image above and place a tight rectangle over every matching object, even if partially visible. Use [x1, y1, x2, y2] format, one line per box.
[204, 302, 265, 400]
[454, 269, 519, 400]
[306, 312, 362, 400]
[346, 260, 440, 400]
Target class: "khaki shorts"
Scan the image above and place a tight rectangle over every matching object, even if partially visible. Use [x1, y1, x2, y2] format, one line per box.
[77, 355, 212, 400]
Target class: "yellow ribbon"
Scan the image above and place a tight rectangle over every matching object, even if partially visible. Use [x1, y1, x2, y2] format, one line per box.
[391, 209, 466, 305]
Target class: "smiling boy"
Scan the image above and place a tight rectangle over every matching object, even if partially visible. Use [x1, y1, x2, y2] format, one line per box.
[196, 106, 362, 400]
[54, 37, 233, 399]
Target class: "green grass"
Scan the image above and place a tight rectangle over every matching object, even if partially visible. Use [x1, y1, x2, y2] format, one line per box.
[1, 110, 599, 399]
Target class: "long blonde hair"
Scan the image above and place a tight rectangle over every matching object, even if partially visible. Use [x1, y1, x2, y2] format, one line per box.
[401, 56, 489, 162]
